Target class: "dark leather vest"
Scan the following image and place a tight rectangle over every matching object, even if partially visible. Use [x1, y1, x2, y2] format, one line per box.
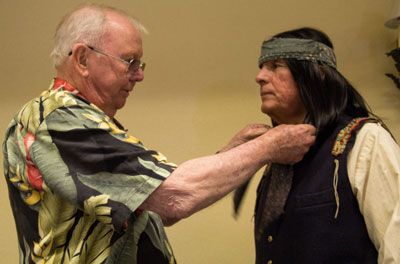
[254, 117, 378, 264]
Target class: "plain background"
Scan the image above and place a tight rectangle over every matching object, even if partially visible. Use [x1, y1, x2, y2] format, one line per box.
[1, 0, 399, 263]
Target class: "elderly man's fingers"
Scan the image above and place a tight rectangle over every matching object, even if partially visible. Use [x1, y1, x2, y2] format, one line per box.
[264, 124, 316, 164]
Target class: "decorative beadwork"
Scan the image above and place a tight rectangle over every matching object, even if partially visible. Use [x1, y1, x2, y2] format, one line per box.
[331, 117, 369, 157]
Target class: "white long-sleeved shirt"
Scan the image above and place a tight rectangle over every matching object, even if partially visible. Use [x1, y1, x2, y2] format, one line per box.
[348, 123, 400, 264]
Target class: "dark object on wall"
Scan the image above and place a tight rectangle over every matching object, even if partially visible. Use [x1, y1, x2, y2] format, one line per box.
[386, 47, 400, 89]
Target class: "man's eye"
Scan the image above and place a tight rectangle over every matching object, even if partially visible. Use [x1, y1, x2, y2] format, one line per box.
[271, 63, 280, 69]
[275, 62, 287, 70]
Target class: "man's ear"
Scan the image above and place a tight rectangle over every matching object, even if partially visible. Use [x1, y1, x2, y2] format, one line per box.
[71, 44, 89, 77]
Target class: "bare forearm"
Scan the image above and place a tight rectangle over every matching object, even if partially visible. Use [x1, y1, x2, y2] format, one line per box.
[141, 138, 267, 225]
[140, 124, 315, 225]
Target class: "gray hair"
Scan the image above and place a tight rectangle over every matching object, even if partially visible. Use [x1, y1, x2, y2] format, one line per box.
[50, 4, 147, 68]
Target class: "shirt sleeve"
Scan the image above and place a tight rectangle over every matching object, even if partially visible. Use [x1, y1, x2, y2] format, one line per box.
[347, 122, 400, 263]
[30, 106, 177, 232]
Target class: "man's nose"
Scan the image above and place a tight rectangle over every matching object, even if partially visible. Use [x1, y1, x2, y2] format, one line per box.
[130, 68, 144, 82]
[255, 67, 269, 84]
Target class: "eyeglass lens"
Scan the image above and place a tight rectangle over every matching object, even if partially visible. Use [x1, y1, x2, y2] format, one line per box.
[128, 60, 145, 73]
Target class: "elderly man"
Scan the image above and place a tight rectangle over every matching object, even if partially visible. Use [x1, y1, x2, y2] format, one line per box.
[3, 4, 315, 264]
[247, 27, 400, 264]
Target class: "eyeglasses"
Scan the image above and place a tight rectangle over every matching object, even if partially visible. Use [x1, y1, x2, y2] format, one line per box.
[68, 46, 145, 74]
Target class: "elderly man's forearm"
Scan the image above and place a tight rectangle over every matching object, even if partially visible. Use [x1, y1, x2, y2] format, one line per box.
[140, 124, 315, 225]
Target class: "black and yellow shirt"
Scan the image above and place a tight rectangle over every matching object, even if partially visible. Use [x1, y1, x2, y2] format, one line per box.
[3, 78, 177, 263]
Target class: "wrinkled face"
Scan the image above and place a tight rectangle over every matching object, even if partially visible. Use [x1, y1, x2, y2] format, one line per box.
[256, 59, 306, 124]
[86, 13, 144, 117]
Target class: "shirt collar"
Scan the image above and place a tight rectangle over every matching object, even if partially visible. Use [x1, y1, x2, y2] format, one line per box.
[52, 78, 127, 131]
[52, 78, 87, 100]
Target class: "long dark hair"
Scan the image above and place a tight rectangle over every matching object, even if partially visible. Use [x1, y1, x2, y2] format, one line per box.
[272, 27, 374, 135]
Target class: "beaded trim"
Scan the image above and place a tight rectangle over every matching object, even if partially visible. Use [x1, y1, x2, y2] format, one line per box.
[331, 117, 369, 157]
[331, 117, 368, 219]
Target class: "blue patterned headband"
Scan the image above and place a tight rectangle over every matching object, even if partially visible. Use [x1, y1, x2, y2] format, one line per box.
[258, 37, 337, 69]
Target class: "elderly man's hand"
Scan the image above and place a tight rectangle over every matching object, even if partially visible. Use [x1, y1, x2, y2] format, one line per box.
[264, 124, 316, 164]
[219, 124, 271, 153]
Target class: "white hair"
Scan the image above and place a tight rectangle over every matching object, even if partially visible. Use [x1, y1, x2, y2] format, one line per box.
[50, 4, 147, 68]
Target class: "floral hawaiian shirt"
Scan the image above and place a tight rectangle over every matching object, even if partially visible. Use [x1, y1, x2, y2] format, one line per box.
[3, 78, 177, 263]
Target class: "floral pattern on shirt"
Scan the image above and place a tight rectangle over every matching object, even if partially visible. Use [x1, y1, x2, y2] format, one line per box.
[3, 78, 177, 264]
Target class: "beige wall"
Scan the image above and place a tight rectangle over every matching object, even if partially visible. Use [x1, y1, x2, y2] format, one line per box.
[1, 0, 399, 263]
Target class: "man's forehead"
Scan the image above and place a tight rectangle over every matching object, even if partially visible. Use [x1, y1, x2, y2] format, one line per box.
[102, 20, 143, 56]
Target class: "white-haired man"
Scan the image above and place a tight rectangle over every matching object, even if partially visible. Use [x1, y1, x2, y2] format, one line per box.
[3, 4, 315, 263]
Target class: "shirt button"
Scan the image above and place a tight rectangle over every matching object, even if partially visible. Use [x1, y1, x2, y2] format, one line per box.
[267, 235, 273, 243]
